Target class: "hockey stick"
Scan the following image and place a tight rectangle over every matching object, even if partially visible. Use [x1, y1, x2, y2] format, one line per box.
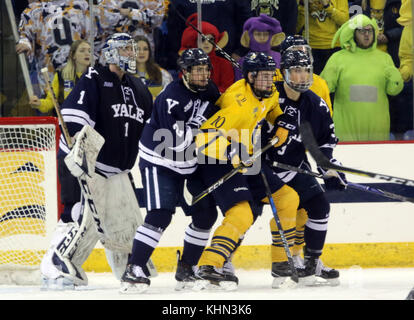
[191, 135, 280, 205]
[169, 2, 241, 70]
[270, 161, 414, 203]
[299, 122, 414, 187]
[260, 169, 299, 283]
[40, 68, 158, 277]
[5, 0, 34, 98]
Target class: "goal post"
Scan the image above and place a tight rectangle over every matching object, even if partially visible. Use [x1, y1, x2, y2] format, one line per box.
[0, 116, 60, 284]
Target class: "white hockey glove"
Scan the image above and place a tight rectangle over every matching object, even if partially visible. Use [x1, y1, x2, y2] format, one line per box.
[64, 125, 105, 178]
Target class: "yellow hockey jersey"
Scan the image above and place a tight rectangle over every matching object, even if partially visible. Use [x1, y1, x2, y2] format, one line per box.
[196, 79, 282, 161]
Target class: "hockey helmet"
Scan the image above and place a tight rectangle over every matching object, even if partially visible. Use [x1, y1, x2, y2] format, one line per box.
[102, 33, 137, 74]
[242, 52, 276, 98]
[242, 51, 276, 79]
[178, 48, 212, 92]
[177, 48, 212, 71]
[280, 35, 313, 63]
[280, 50, 313, 93]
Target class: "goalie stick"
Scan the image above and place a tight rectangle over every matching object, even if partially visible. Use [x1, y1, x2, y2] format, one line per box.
[270, 161, 414, 204]
[40, 68, 157, 277]
[260, 170, 299, 283]
[299, 121, 414, 187]
[191, 135, 280, 205]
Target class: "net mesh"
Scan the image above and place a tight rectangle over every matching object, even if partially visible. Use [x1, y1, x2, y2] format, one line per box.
[0, 120, 57, 271]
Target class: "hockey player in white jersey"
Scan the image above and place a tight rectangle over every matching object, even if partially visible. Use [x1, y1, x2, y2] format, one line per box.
[40, 33, 153, 289]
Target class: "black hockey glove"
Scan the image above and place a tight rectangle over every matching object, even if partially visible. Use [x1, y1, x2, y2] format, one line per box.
[318, 159, 348, 191]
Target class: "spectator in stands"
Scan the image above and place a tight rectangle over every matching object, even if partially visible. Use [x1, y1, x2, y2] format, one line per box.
[297, 0, 349, 74]
[321, 14, 403, 141]
[28, 40, 91, 114]
[16, 0, 89, 85]
[179, 13, 233, 93]
[234, 14, 285, 81]
[354, 0, 405, 139]
[397, 0, 413, 140]
[134, 35, 172, 99]
[159, 0, 251, 72]
[117, 0, 166, 53]
[249, 0, 298, 37]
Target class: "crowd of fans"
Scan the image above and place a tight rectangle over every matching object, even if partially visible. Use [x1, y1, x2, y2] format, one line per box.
[1, 0, 413, 141]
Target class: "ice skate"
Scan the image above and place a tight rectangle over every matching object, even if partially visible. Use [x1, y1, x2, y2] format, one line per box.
[194, 265, 238, 291]
[174, 251, 197, 291]
[119, 264, 150, 294]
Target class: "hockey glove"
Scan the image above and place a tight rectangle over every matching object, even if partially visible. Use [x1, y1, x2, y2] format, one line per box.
[318, 159, 348, 191]
[272, 113, 297, 149]
[227, 143, 252, 173]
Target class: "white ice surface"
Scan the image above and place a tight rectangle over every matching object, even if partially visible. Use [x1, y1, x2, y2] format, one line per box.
[1, 268, 413, 300]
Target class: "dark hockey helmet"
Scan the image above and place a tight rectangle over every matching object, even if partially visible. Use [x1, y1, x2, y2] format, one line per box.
[280, 35, 313, 63]
[242, 51, 276, 79]
[242, 52, 276, 98]
[280, 50, 313, 93]
[178, 48, 212, 92]
[177, 48, 212, 71]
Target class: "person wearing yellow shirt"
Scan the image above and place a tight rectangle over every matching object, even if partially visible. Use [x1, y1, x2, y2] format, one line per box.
[297, 0, 349, 74]
[396, 0, 414, 140]
[193, 52, 300, 290]
[29, 40, 91, 114]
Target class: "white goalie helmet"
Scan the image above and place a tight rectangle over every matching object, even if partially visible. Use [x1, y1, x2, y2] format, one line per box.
[102, 33, 137, 74]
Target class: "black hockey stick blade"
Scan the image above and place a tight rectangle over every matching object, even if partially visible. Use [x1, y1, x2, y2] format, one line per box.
[299, 122, 414, 187]
[271, 160, 414, 203]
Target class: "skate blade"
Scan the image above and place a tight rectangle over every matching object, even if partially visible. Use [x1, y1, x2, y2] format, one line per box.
[192, 279, 209, 291]
[298, 275, 319, 287]
[175, 280, 195, 291]
[119, 282, 149, 294]
[192, 279, 238, 291]
[314, 277, 340, 287]
[272, 276, 298, 289]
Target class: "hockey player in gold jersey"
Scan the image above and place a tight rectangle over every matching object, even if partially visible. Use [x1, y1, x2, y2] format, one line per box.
[193, 52, 300, 290]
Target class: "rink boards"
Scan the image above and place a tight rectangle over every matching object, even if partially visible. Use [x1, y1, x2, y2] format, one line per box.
[84, 141, 414, 272]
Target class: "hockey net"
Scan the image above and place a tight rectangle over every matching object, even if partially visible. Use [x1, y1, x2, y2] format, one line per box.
[0, 117, 59, 284]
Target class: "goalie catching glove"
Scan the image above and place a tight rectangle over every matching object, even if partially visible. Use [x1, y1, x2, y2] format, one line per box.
[64, 125, 105, 178]
[318, 159, 348, 190]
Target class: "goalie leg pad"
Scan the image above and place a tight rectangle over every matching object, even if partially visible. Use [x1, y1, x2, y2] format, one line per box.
[94, 172, 146, 279]
[40, 216, 93, 289]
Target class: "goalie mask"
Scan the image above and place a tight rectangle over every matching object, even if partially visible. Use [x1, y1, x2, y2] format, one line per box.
[102, 33, 137, 74]
[280, 50, 313, 93]
[242, 51, 276, 99]
[178, 48, 212, 92]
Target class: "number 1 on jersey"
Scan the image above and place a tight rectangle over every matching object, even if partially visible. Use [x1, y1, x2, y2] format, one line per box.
[124, 122, 129, 137]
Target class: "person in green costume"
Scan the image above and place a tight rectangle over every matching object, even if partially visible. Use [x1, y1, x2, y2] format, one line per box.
[321, 14, 403, 141]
